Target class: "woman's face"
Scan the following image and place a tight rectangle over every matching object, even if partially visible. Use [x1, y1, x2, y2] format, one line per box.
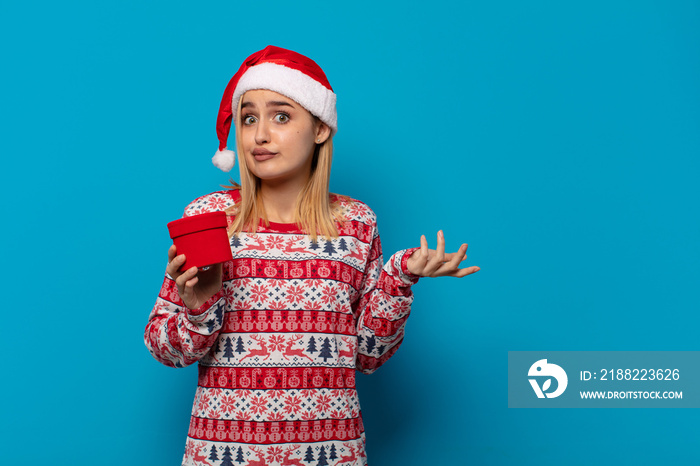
[238, 89, 329, 187]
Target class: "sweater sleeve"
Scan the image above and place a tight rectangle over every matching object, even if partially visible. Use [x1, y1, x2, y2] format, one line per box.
[354, 218, 420, 374]
[144, 275, 225, 368]
[143, 194, 229, 368]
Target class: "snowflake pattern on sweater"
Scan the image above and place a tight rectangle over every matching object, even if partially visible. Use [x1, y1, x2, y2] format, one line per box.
[145, 190, 419, 466]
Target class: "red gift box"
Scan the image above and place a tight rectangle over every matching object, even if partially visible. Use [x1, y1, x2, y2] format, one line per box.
[167, 211, 233, 270]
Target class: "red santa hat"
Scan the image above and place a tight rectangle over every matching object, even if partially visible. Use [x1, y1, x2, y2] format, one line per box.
[212, 45, 337, 172]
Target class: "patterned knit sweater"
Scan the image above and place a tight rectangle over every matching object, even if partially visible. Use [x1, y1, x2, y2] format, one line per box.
[145, 190, 418, 466]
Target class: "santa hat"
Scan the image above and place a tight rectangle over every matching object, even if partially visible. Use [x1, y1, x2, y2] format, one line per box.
[212, 45, 337, 172]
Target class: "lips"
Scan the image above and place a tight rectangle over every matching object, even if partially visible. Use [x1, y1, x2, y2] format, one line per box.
[252, 148, 276, 161]
[253, 148, 275, 155]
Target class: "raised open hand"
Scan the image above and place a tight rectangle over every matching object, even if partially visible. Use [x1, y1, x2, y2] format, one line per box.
[166, 244, 223, 310]
[406, 230, 480, 278]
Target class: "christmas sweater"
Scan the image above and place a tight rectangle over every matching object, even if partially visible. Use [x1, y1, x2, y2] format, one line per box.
[145, 190, 419, 466]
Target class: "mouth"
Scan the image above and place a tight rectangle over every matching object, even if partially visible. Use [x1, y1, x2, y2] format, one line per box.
[252, 148, 277, 162]
[252, 148, 276, 156]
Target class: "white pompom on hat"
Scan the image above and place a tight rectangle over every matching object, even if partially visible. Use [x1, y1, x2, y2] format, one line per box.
[212, 45, 337, 172]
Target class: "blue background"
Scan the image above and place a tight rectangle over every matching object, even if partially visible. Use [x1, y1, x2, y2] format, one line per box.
[1, 1, 698, 464]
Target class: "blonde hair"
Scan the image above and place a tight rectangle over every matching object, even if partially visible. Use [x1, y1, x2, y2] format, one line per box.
[224, 96, 345, 241]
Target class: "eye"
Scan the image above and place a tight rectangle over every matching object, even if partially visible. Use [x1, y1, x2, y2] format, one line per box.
[242, 115, 256, 125]
[273, 113, 290, 124]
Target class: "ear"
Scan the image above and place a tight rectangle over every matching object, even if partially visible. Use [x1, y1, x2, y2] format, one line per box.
[315, 122, 331, 144]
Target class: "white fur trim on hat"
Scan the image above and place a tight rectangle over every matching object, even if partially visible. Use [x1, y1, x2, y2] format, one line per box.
[232, 62, 337, 135]
[212, 149, 236, 172]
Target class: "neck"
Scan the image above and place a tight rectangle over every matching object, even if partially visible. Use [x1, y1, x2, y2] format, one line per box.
[259, 176, 309, 224]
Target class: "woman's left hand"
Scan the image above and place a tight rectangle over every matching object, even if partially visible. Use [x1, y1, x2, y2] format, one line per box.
[406, 230, 480, 278]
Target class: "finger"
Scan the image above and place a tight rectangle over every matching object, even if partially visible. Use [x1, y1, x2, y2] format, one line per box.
[435, 230, 445, 261]
[420, 234, 429, 258]
[175, 266, 198, 289]
[417, 234, 436, 274]
[452, 266, 480, 278]
[417, 234, 430, 267]
[167, 254, 187, 277]
[445, 244, 468, 269]
[441, 244, 468, 261]
[423, 231, 446, 275]
[185, 275, 199, 289]
[168, 244, 177, 262]
[407, 235, 430, 276]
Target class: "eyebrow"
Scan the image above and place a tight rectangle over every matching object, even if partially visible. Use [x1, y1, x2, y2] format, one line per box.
[241, 100, 296, 110]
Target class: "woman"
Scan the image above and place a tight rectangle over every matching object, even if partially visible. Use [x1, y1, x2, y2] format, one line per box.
[145, 45, 479, 466]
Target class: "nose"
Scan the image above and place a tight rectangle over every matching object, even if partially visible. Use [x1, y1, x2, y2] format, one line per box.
[254, 118, 270, 145]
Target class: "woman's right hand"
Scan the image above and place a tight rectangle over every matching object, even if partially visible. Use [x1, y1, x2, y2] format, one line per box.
[166, 244, 223, 310]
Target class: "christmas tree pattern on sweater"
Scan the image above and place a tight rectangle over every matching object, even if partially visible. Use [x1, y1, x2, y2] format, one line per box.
[145, 190, 418, 466]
